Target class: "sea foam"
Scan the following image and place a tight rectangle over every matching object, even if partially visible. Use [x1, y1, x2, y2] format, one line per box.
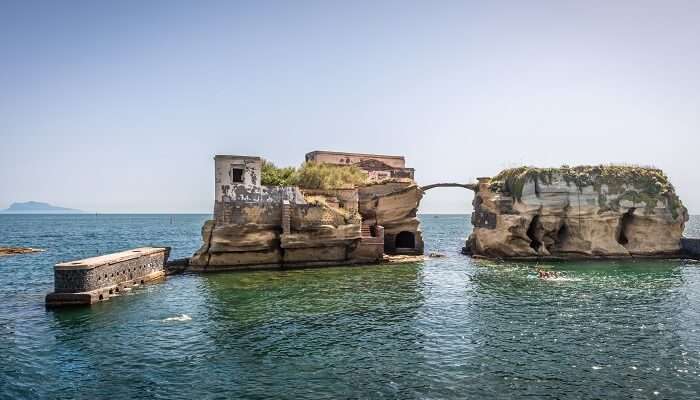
[161, 314, 192, 322]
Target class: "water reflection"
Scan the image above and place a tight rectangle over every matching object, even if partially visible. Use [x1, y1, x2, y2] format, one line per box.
[466, 258, 694, 398]
[3, 214, 700, 399]
[197, 264, 428, 398]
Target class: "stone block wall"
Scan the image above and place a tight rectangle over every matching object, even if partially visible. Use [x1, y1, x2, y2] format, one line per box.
[214, 186, 304, 224]
[53, 251, 167, 293]
[215, 202, 282, 225]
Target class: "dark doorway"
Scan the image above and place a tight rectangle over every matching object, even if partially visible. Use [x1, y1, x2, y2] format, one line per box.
[395, 231, 415, 249]
[231, 167, 244, 183]
[526, 215, 542, 251]
[617, 208, 635, 246]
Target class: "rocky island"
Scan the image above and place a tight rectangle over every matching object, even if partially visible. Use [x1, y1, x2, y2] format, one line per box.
[0, 201, 83, 213]
[187, 154, 693, 269]
[465, 165, 689, 259]
[190, 151, 424, 271]
[0, 247, 45, 257]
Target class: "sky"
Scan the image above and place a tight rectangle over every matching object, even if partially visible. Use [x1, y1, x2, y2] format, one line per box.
[1, 0, 699, 213]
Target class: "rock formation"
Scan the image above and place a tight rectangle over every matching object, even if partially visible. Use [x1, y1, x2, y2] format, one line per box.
[189, 191, 371, 270]
[465, 166, 688, 259]
[358, 182, 424, 254]
[0, 247, 45, 256]
[189, 153, 428, 271]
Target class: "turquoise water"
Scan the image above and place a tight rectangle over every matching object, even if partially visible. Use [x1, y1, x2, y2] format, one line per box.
[1, 214, 700, 399]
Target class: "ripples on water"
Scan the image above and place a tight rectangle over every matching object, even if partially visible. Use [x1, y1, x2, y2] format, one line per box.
[1, 214, 700, 399]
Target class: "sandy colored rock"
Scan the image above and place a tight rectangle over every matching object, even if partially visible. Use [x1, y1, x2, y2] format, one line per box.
[209, 223, 280, 252]
[207, 248, 282, 267]
[358, 182, 424, 254]
[281, 224, 361, 248]
[466, 166, 689, 258]
[0, 247, 45, 256]
[283, 245, 347, 263]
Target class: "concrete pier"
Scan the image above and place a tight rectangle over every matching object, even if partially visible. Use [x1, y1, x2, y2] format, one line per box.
[682, 238, 700, 258]
[45, 247, 169, 307]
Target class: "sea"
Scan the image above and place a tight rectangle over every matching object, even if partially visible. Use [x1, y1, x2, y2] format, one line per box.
[1, 214, 700, 399]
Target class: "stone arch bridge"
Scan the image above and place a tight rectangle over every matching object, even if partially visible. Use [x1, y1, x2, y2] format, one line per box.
[382, 182, 477, 255]
[420, 182, 477, 192]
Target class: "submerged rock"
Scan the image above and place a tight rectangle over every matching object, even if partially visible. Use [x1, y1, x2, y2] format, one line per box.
[467, 165, 688, 259]
[0, 247, 44, 256]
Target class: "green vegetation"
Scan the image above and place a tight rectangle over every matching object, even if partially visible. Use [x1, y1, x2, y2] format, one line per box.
[295, 162, 368, 189]
[260, 161, 368, 189]
[261, 160, 298, 186]
[489, 165, 684, 217]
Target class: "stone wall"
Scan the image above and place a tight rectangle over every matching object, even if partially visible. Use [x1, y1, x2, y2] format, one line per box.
[46, 247, 169, 306]
[215, 155, 262, 201]
[214, 186, 304, 224]
[53, 251, 167, 293]
[305, 151, 406, 169]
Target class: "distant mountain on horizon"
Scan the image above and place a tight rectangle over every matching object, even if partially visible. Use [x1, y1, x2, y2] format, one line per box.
[0, 201, 84, 214]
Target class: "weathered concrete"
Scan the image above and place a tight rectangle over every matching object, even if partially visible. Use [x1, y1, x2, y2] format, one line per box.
[306, 150, 415, 181]
[45, 247, 169, 307]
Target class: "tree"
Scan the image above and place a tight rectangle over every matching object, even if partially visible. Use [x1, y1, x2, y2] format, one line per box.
[261, 160, 298, 186]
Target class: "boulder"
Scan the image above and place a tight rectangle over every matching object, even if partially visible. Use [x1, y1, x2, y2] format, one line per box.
[467, 166, 688, 258]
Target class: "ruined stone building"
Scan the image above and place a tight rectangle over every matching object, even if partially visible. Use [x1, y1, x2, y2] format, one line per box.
[305, 150, 415, 182]
[191, 151, 424, 271]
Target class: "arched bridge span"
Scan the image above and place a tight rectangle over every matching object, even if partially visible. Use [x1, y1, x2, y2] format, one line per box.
[420, 182, 477, 192]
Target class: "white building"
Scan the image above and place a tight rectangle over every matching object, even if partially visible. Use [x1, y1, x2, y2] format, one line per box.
[214, 155, 262, 202]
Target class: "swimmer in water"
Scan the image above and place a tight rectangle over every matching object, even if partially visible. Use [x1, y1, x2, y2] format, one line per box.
[537, 268, 560, 279]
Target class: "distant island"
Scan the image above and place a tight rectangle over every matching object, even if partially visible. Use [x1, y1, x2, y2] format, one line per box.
[0, 201, 84, 214]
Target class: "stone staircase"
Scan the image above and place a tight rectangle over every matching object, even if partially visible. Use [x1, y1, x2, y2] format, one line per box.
[361, 223, 372, 238]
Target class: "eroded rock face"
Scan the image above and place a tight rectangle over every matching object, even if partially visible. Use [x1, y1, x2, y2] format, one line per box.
[466, 166, 688, 258]
[190, 197, 367, 270]
[359, 181, 424, 254]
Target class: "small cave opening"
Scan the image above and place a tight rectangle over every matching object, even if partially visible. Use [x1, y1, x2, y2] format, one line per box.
[527, 215, 542, 251]
[617, 208, 636, 246]
[556, 223, 569, 244]
[395, 231, 416, 249]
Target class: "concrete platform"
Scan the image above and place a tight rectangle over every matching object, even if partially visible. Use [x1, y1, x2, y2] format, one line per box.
[46, 247, 169, 307]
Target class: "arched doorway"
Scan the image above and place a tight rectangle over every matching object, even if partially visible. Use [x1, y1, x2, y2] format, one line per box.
[395, 231, 416, 249]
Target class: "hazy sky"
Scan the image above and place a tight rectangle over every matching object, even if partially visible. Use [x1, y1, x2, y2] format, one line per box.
[2, 0, 699, 213]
